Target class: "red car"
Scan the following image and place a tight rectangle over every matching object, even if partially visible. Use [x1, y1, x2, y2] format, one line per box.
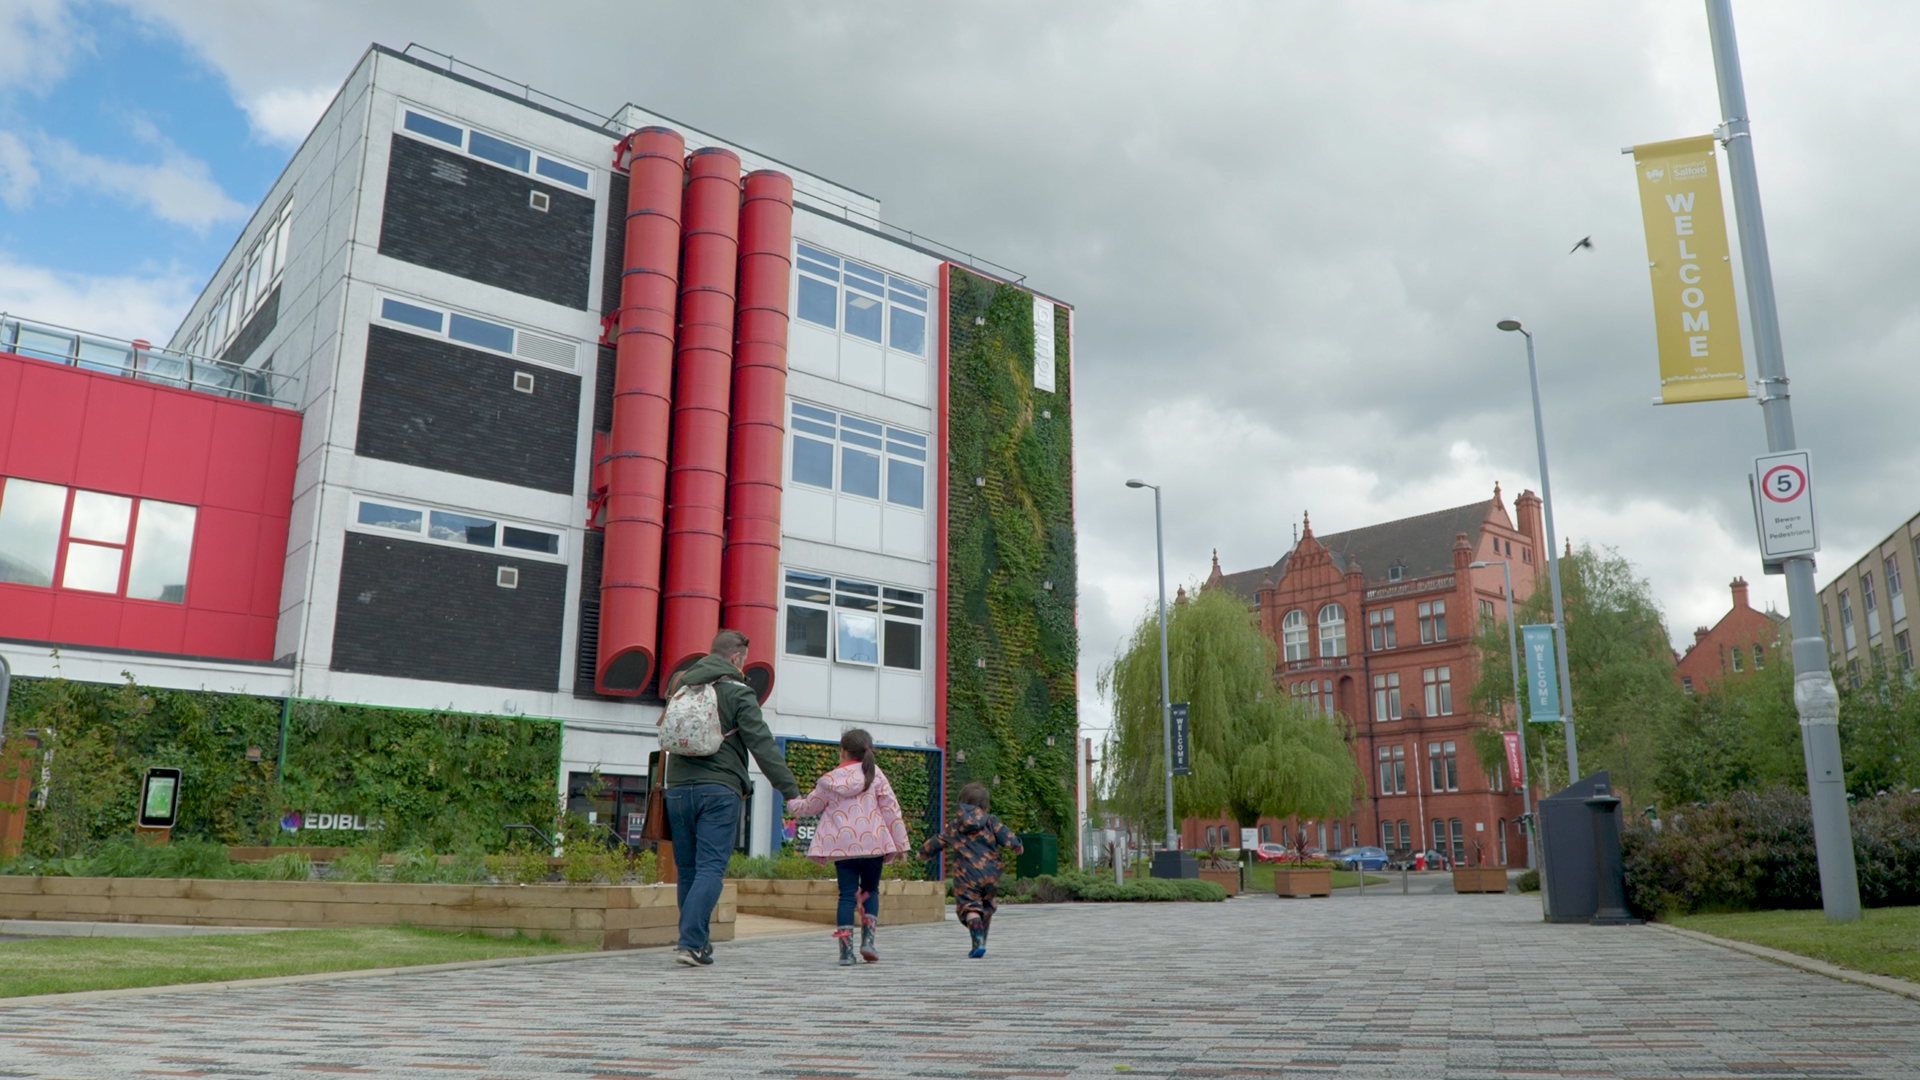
[1251, 844, 1326, 864]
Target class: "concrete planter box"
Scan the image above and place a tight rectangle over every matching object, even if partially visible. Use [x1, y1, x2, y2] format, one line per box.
[1198, 868, 1241, 896]
[728, 878, 946, 926]
[1452, 867, 1510, 894]
[1272, 869, 1332, 898]
[0, 876, 735, 949]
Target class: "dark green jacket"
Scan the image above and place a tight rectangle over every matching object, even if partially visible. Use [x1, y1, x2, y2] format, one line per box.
[663, 654, 799, 800]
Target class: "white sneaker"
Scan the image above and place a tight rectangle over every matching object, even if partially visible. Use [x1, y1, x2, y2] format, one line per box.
[673, 948, 702, 967]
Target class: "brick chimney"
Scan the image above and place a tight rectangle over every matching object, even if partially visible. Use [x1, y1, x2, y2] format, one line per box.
[1514, 489, 1544, 567]
[1695, 626, 1711, 645]
[1452, 532, 1473, 571]
[1731, 576, 1750, 610]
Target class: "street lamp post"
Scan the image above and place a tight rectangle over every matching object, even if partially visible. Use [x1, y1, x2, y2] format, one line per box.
[1470, 559, 1534, 870]
[1125, 479, 1177, 865]
[1496, 321, 1580, 782]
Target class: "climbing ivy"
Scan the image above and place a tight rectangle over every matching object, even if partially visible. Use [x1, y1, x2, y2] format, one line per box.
[782, 737, 941, 879]
[2, 675, 560, 858]
[944, 267, 1078, 857]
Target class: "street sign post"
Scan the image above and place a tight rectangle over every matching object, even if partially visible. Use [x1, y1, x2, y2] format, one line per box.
[1752, 449, 1817, 565]
[1169, 702, 1191, 776]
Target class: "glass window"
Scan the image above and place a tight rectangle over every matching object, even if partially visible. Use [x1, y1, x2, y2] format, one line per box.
[1418, 599, 1447, 643]
[502, 526, 559, 555]
[886, 459, 924, 509]
[0, 478, 67, 586]
[1898, 630, 1914, 671]
[883, 620, 921, 670]
[357, 502, 424, 533]
[15, 326, 74, 364]
[428, 510, 497, 547]
[797, 276, 837, 328]
[62, 542, 122, 592]
[1282, 610, 1308, 661]
[1372, 673, 1401, 721]
[467, 130, 532, 172]
[1423, 667, 1452, 716]
[1318, 603, 1346, 657]
[68, 490, 131, 544]
[840, 447, 880, 499]
[786, 605, 828, 658]
[448, 313, 514, 353]
[534, 157, 590, 190]
[836, 610, 879, 665]
[381, 298, 443, 333]
[125, 501, 196, 603]
[75, 337, 130, 375]
[1369, 607, 1396, 651]
[403, 109, 463, 147]
[1730, 647, 1744, 673]
[792, 436, 834, 488]
[888, 306, 925, 355]
[843, 291, 883, 343]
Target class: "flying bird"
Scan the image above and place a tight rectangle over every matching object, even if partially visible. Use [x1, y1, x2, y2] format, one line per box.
[1569, 236, 1594, 254]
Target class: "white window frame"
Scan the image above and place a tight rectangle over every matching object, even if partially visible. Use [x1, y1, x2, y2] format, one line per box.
[782, 569, 925, 671]
[372, 291, 579, 372]
[346, 494, 566, 562]
[1281, 609, 1308, 662]
[189, 197, 294, 359]
[786, 401, 928, 511]
[791, 242, 932, 358]
[393, 102, 594, 194]
[1317, 603, 1346, 658]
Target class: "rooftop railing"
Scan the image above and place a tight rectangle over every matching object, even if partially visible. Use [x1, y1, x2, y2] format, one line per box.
[0, 313, 294, 409]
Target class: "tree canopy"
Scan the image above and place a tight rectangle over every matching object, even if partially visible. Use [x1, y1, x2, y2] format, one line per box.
[1099, 586, 1358, 831]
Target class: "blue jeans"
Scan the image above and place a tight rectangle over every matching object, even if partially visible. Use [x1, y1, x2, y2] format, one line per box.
[666, 783, 738, 953]
[835, 855, 882, 926]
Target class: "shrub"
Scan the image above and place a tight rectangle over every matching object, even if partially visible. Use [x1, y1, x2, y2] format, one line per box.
[250, 852, 313, 881]
[1623, 788, 1920, 916]
[559, 844, 627, 885]
[387, 847, 440, 883]
[1001, 869, 1226, 904]
[1515, 868, 1540, 893]
[327, 850, 381, 883]
[483, 850, 549, 885]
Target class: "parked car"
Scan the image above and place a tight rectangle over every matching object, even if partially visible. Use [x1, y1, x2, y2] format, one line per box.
[1250, 843, 1291, 864]
[1412, 848, 1452, 871]
[1336, 846, 1390, 871]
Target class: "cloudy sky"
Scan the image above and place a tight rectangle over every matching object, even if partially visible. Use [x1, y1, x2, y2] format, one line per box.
[4, 1, 1916, 734]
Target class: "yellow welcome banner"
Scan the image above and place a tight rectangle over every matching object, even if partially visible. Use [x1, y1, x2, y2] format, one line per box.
[1633, 135, 1749, 404]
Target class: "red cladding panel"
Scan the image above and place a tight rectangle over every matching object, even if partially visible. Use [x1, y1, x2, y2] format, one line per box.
[597, 127, 686, 695]
[6, 363, 87, 480]
[74, 378, 154, 494]
[660, 148, 743, 686]
[0, 350, 300, 662]
[721, 170, 795, 701]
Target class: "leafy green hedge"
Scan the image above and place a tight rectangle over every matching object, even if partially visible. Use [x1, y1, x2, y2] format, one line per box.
[1622, 788, 1920, 915]
[1003, 869, 1227, 903]
[782, 738, 939, 879]
[944, 267, 1078, 854]
[2, 675, 561, 858]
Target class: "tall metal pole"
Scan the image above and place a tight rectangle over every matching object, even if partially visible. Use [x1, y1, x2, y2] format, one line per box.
[1521, 329, 1581, 779]
[1704, 0, 1858, 921]
[1152, 485, 1175, 853]
[1475, 560, 1536, 870]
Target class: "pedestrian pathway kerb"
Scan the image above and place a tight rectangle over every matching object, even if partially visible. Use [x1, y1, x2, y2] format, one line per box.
[1649, 919, 1920, 1003]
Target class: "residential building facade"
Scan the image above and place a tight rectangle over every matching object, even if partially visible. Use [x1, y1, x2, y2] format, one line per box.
[1194, 487, 1540, 867]
[1818, 509, 1920, 685]
[1673, 577, 1784, 694]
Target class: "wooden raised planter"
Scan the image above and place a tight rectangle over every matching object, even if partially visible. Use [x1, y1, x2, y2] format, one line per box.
[728, 878, 946, 926]
[1198, 868, 1240, 896]
[1272, 869, 1332, 898]
[1452, 867, 1510, 894]
[0, 876, 735, 949]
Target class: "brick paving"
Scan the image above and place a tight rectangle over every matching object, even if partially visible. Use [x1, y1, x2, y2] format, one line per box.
[3, 891, 1918, 1078]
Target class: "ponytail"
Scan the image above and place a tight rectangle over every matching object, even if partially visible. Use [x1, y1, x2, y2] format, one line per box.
[841, 728, 877, 792]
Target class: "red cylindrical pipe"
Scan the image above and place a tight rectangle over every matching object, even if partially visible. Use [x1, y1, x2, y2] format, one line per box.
[658, 148, 743, 686]
[721, 170, 795, 701]
[596, 127, 685, 695]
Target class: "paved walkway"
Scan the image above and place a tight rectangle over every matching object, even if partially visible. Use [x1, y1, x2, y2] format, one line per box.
[3, 892, 1919, 1078]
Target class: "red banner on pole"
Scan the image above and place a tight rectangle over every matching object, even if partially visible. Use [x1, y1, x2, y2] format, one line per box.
[1503, 731, 1523, 787]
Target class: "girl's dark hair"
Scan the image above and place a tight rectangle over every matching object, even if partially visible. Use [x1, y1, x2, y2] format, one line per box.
[841, 728, 876, 792]
[957, 782, 991, 809]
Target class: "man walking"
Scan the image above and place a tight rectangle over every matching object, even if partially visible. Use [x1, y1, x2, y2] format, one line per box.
[664, 629, 800, 966]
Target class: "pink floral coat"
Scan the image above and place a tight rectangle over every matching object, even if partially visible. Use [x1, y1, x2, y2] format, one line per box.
[786, 763, 912, 864]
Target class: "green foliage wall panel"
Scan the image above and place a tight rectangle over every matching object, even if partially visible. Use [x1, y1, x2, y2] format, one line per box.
[3, 676, 560, 857]
[944, 267, 1078, 853]
[781, 738, 942, 878]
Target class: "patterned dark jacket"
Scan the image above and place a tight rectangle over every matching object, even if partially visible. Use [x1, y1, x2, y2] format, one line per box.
[921, 804, 1022, 918]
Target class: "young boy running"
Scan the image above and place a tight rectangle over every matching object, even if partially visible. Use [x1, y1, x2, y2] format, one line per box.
[920, 782, 1022, 958]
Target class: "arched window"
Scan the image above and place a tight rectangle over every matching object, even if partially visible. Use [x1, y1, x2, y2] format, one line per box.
[1318, 603, 1347, 657]
[1282, 609, 1308, 661]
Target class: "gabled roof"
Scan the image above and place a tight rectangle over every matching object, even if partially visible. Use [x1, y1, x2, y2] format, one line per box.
[1214, 498, 1502, 604]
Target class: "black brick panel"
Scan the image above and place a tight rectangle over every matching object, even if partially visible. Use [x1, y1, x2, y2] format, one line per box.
[378, 134, 595, 310]
[356, 325, 580, 494]
[574, 529, 602, 695]
[593, 344, 614, 434]
[331, 532, 567, 692]
[601, 170, 627, 319]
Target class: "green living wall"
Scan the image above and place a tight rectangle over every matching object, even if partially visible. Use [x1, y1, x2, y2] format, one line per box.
[1, 675, 560, 858]
[944, 267, 1078, 856]
[782, 738, 942, 878]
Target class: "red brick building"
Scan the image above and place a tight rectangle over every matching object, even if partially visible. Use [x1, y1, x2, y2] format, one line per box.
[1673, 577, 1784, 695]
[1187, 487, 1542, 867]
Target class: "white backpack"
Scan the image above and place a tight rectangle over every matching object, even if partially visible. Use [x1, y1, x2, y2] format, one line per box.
[658, 679, 735, 756]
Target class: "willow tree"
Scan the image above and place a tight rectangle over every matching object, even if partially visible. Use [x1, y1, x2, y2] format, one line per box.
[1099, 585, 1358, 833]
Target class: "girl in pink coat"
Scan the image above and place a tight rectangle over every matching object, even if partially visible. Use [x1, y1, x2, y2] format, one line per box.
[786, 728, 912, 965]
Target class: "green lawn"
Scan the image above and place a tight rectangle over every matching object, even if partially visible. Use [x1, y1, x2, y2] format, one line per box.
[1241, 861, 1387, 893]
[1669, 907, 1920, 984]
[0, 927, 588, 998]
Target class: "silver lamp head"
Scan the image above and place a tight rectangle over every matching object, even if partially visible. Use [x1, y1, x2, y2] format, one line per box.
[1496, 319, 1523, 332]
[1125, 479, 1148, 489]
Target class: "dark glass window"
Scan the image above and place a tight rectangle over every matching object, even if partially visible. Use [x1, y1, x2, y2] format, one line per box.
[792, 437, 833, 488]
[797, 276, 837, 329]
[786, 605, 828, 658]
[886, 460, 924, 509]
[883, 620, 921, 670]
[840, 447, 880, 498]
[503, 526, 559, 555]
[467, 130, 532, 172]
[534, 157, 590, 189]
[381, 298, 443, 332]
[403, 110, 463, 147]
[448, 312, 514, 353]
[843, 291, 882, 342]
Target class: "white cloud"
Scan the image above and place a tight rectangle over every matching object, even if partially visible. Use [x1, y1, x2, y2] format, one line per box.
[0, 0, 81, 91]
[0, 131, 37, 209]
[243, 85, 336, 148]
[0, 256, 199, 342]
[35, 131, 244, 231]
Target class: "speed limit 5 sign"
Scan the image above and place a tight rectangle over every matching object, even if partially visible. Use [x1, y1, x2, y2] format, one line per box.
[1752, 449, 1818, 562]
